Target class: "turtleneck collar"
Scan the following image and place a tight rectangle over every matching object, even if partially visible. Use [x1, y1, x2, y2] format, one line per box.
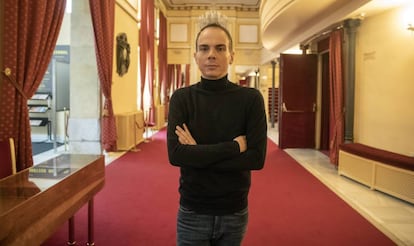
[199, 75, 230, 91]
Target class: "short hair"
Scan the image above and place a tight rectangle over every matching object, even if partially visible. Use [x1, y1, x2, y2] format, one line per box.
[195, 23, 233, 52]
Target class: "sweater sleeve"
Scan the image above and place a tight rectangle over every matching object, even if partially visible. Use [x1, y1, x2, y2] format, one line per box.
[167, 89, 241, 168]
[211, 90, 267, 171]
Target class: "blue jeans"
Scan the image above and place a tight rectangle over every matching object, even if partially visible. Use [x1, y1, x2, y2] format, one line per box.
[177, 205, 248, 246]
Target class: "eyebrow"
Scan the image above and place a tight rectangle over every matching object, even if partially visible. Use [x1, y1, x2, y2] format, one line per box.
[198, 44, 227, 48]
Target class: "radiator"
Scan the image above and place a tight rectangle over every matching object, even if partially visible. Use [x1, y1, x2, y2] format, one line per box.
[338, 150, 414, 204]
[115, 111, 144, 151]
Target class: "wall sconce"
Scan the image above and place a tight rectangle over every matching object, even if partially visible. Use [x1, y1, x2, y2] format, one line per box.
[408, 24, 414, 31]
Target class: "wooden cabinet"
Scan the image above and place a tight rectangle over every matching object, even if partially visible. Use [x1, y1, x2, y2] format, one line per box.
[115, 111, 145, 151]
[154, 104, 166, 130]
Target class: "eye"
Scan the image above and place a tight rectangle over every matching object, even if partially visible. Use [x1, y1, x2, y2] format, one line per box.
[198, 46, 209, 52]
[216, 45, 227, 52]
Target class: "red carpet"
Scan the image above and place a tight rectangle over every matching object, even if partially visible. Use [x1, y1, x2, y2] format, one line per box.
[43, 129, 395, 246]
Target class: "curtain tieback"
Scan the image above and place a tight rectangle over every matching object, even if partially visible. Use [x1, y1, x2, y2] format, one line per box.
[2, 68, 28, 100]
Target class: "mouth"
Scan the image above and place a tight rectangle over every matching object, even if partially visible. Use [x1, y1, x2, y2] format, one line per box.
[205, 64, 218, 69]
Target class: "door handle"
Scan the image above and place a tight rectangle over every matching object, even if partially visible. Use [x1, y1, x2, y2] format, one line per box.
[282, 102, 305, 113]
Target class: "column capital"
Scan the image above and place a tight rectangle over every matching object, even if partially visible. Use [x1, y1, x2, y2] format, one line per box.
[344, 18, 361, 32]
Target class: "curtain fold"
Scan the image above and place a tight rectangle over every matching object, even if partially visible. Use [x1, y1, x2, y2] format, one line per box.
[139, 0, 155, 125]
[165, 64, 175, 119]
[0, 0, 66, 171]
[185, 64, 190, 87]
[139, 0, 147, 111]
[147, 1, 155, 125]
[175, 64, 182, 89]
[158, 11, 167, 106]
[169, 64, 177, 92]
[328, 29, 345, 165]
[158, 12, 168, 122]
[89, 0, 116, 152]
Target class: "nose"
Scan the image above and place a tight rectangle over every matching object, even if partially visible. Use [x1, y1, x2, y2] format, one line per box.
[207, 49, 217, 59]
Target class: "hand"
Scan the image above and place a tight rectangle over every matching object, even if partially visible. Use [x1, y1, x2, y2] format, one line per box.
[233, 135, 247, 153]
[175, 123, 197, 145]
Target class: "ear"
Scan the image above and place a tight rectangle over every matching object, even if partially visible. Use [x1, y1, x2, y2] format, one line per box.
[193, 52, 198, 64]
[229, 51, 234, 65]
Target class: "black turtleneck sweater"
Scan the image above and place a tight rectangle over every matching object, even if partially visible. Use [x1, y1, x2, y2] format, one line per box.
[167, 75, 267, 215]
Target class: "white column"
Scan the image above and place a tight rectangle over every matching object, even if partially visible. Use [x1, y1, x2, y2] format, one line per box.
[68, 1, 101, 154]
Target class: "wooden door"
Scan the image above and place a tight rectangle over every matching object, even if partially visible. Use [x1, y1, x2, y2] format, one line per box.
[278, 53, 317, 148]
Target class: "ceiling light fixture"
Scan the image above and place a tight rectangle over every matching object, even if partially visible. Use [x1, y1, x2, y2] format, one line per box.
[198, 7, 228, 30]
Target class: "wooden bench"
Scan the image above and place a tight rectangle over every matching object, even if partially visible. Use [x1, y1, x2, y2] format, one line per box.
[338, 143, 414, 204]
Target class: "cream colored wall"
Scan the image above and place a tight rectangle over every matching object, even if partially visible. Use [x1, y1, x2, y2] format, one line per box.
[354, 5, 414, 156]
[166, 10, 262, 83]
[234, 15, 262, 67]
[112, 1, 140, 114]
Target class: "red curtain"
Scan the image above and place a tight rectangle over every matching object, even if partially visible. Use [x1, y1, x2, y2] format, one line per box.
[166, 65, 175, 94]
[89, 0, 116, 152]
[140, 0, 155, 125]
[139, 1, 147, 112]
[158, 11, 167, 106]
[0, 0, 66, 171]
[185, 64, 190, 87]
[175, 65, 182, 89]
[147, 1, 155, 125]
[170, 65, 177, 92]
[165, 64, 176, 118]
[328, 29, 345, 165]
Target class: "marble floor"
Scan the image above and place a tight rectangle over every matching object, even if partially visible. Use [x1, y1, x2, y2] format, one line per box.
[266, 125, 414, 246]
[34, 126, 414, 246]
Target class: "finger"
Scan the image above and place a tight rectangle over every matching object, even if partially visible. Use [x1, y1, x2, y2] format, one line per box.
[176, 135, 186, 144]
[178, 125, 191, 137]
[175, 129, 182, 137]
[176, 125, 184, 132]
[175, 131, 189, 145]
[182, 124, 196, 142]
[183, 123, 189, 132]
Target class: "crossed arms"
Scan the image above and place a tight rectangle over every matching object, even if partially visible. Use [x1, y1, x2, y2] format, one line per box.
[166, 88, 267, 171]
[175, 123, 247, 153]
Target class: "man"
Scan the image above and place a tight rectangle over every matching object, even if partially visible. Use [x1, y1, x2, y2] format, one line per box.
[167, 23, 267, 246]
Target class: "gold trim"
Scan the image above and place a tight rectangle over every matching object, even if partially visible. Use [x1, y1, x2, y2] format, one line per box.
[2, 68, 28, 100]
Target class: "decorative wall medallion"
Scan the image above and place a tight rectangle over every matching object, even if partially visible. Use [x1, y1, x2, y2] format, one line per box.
[116, 32, 130, 77]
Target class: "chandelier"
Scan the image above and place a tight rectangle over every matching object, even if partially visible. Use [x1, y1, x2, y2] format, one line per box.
[198, 9, 228, 30]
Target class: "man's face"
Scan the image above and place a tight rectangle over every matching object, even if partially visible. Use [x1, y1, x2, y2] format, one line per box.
[194, 27, 234, 80]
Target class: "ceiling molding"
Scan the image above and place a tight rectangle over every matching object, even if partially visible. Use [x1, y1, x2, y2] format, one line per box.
[160, 0, 260, 11]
